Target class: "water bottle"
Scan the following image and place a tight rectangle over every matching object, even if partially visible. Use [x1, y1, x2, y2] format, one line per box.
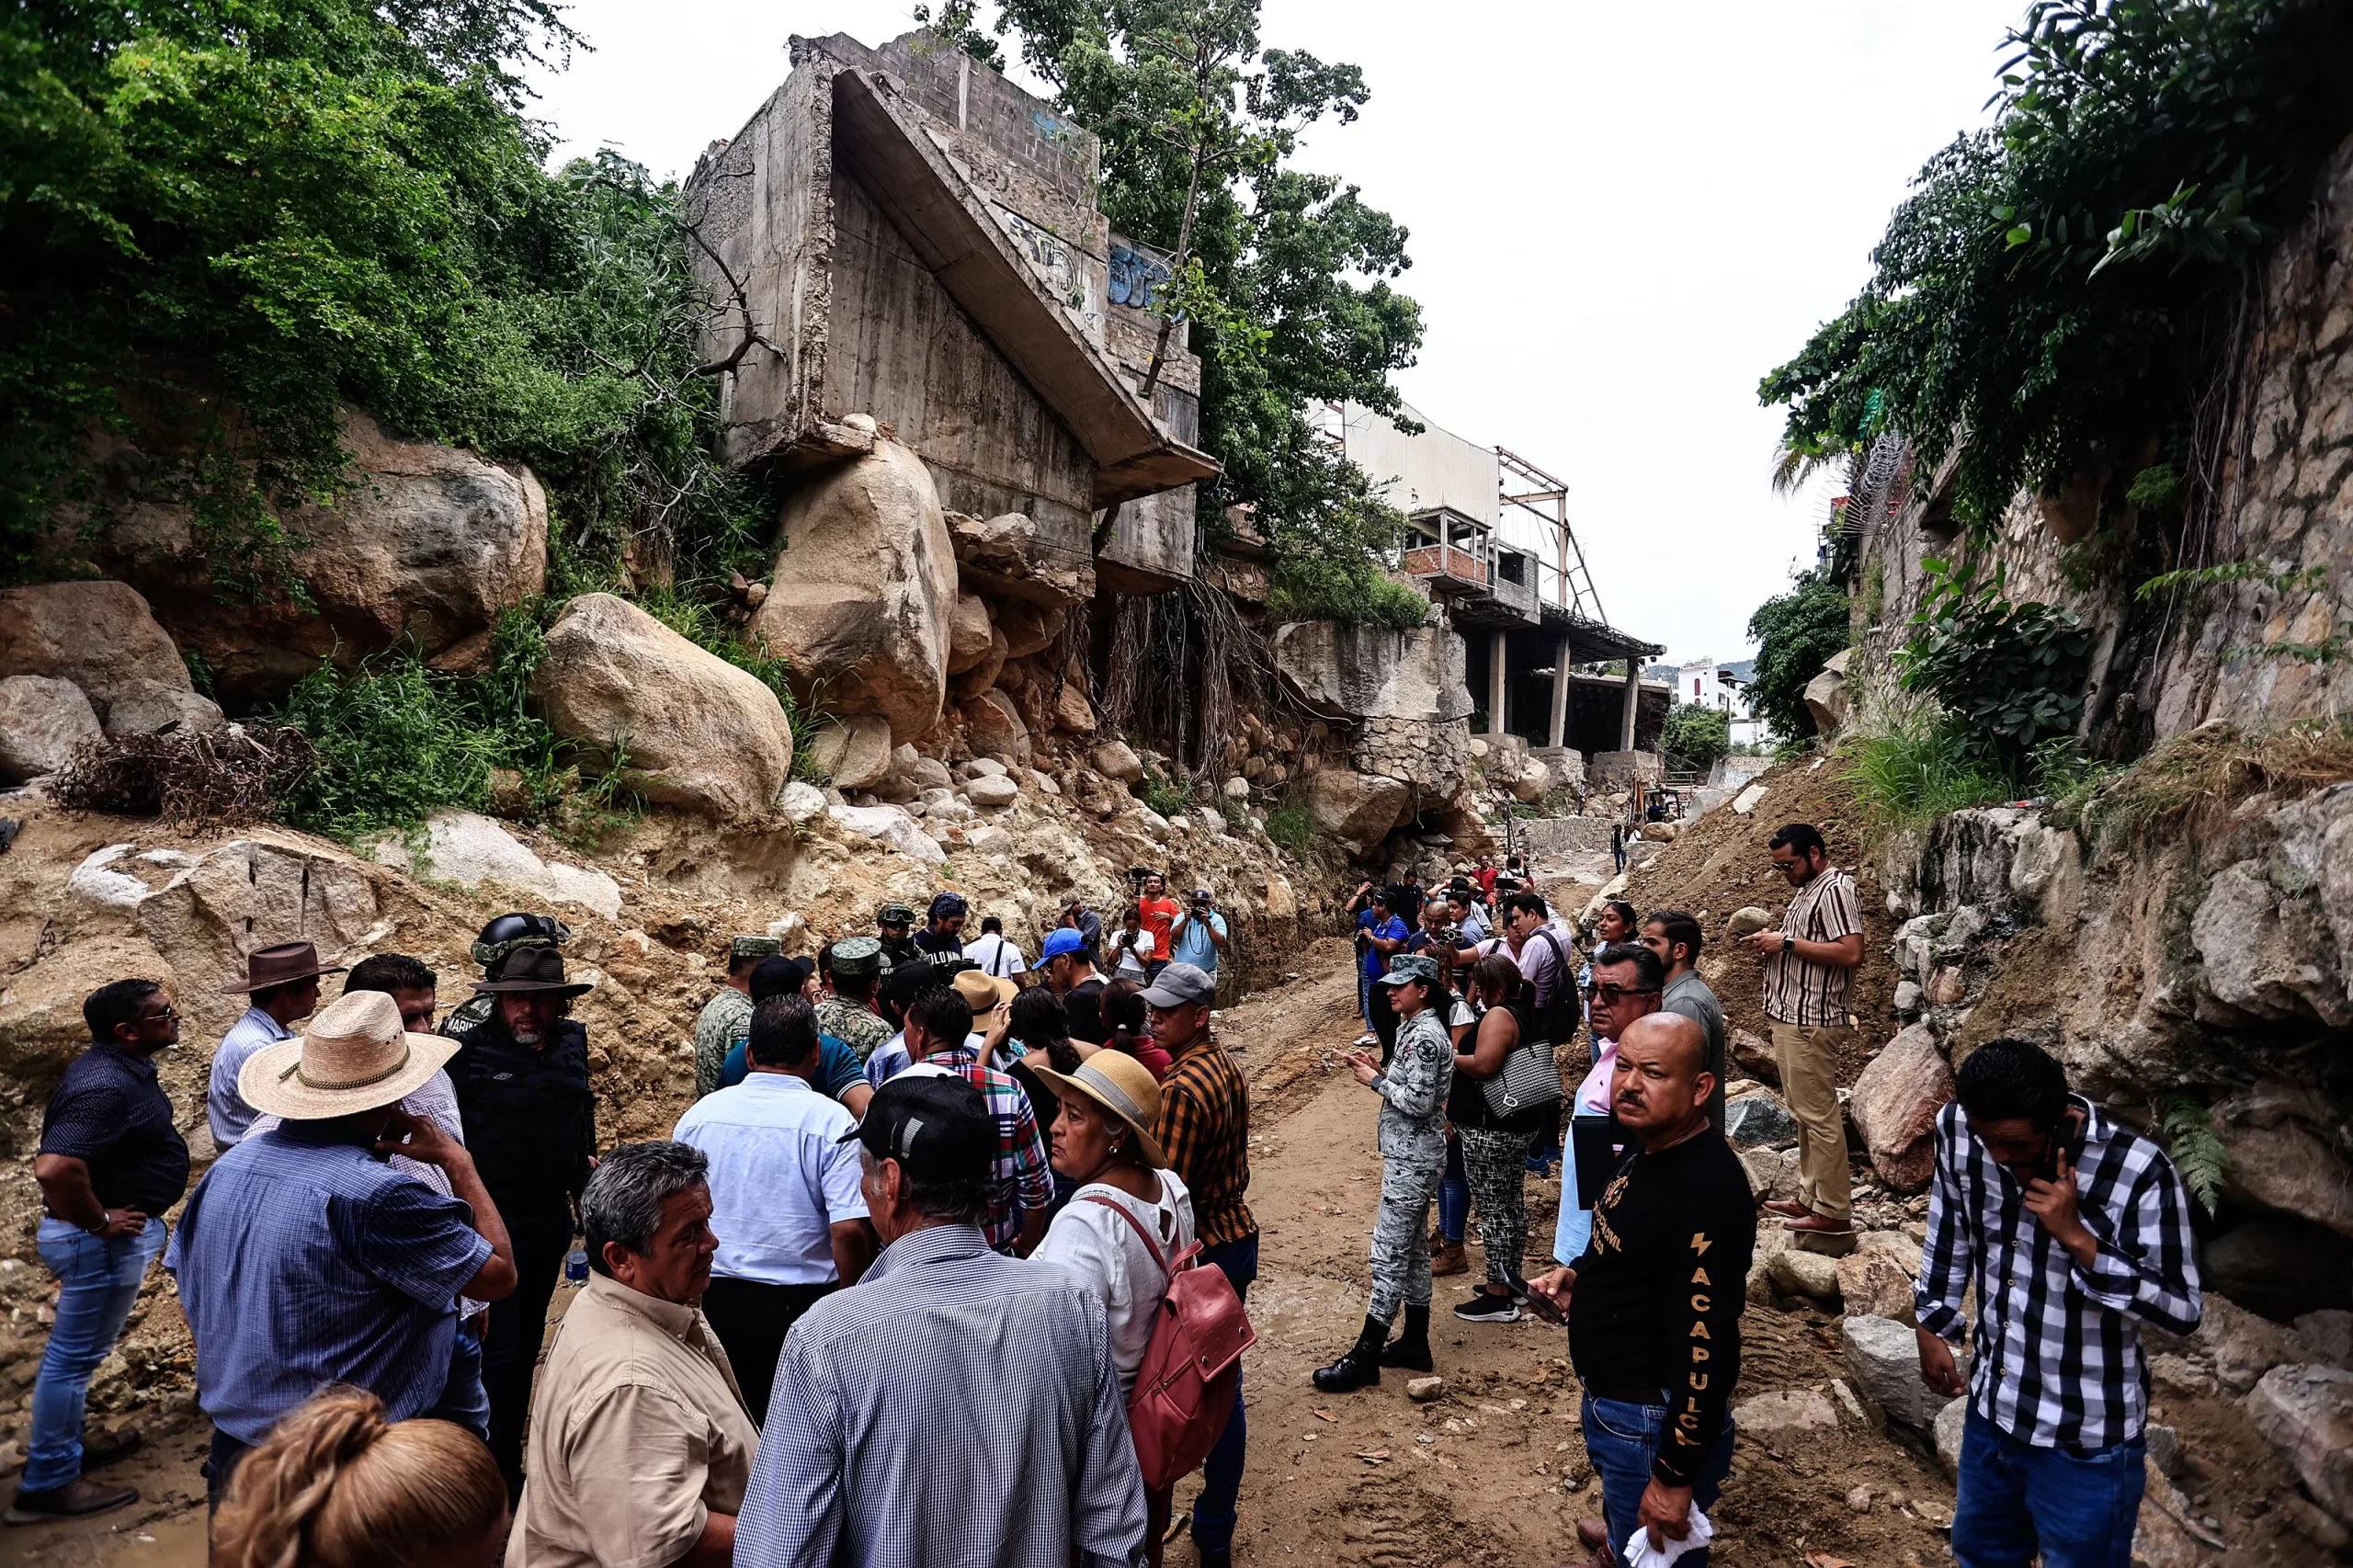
[564, 1247, 589, 1287]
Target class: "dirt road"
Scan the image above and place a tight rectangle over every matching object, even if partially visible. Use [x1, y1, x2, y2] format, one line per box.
[15, 937, 1961, 1568]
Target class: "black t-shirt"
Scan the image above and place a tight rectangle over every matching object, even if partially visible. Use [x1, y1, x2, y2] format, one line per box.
[449, 1016, 597, 1211]
[913, 929, 964, 961]
[1063, 976, 1109, 1045]
[1568, 1129, 1756, 1485]
[39, 1045, 190, 1215]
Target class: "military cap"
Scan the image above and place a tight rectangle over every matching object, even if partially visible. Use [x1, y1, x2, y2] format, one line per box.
[831, 936, 884, 978]
[730, 935, 783, 964]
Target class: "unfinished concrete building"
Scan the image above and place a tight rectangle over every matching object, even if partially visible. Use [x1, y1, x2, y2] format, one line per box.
[684, 30, 1217, 597]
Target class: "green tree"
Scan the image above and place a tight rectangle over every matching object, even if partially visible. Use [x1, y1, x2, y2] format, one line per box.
[0, 0, 760, 592]
[997, 0, 1426, 624]
[1746, 568, 1850, 740]
[1759, 0, 2353, 529]
[1660, 703, 1732, 771]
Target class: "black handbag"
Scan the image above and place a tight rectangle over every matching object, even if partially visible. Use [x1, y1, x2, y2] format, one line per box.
[1479, 1035, 1564, 1121]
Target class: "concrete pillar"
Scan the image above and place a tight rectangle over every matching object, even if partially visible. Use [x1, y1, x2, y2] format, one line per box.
[1488, 631, 1508, 737]
[1619, 660, 1640, 751]
[1547, 635, 1572, 749]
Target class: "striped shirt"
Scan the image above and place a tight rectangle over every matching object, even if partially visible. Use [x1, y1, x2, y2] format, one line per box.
[1761, 867, 1862, 1027]
[736, 1223, 1147, 1568]
[1154, 1034, 1256, 1249]
[1914, 1098, 2202, 1450]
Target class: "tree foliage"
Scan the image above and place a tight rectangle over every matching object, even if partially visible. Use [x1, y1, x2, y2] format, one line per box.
[1759, 0, 2353, 528]
[1900, 561, 2093, 771]
[0, 0, 764, 592]
[1745, 568, 1850, 740]
[995, 0, 1426, 624]
[1660, 703, 1732, 771]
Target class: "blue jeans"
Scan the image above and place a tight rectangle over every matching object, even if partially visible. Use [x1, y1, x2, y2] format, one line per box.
[1581, 1394, 1733, 1566]
[1438, 1134, 1469, 1244]
[1358, 970, 1374, 1030]
[1952, 1408, 2146, 1568]
[1191, 1233, 1258, 1554]
[28, 1218, 167, 1492]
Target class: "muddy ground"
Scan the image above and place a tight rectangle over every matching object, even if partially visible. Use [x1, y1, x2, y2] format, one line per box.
[9, 934, 2313, 1567]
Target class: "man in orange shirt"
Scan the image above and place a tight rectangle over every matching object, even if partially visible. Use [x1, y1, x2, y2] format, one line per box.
[1136, 871, 1183, 983]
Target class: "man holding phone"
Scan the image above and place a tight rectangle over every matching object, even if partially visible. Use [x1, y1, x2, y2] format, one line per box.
[1914, 1038, 2201, 1568]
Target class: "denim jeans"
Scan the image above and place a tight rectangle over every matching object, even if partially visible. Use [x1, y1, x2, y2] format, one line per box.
[1190, 1233, 1258, 1554]
[1580, 1394, 1733, 1566]
[27, 1218, 166, 1492]
[1951, 1408, 2147, 1568]
[1438, 1133, 1469, 1245]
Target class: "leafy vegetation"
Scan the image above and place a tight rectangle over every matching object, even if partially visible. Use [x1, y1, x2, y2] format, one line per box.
[1659, 703, 1732, 771]
[1745, 568, 1850, 740]
[1263, 799, 1314, 854]
[1842, 715, 2013, 833]
[1760, 0, 2353, 531]
[996, 0, 1427, 625]
[1900, 560, 2093, 773]
[2154, 1093, 2231, 1215]
[2, 0, 765, 593]
[2066, 718, 2353, 845]
[1134, 756, 1195, 820]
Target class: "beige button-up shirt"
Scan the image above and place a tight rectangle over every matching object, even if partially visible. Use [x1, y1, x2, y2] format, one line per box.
[506, 1273, 759, 1568]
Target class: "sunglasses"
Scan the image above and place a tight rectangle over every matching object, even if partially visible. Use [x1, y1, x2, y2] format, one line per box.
[1583, 983, 1661, 1003]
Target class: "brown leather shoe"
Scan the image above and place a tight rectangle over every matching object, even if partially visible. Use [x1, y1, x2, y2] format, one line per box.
[6, 1477, 138, 1526]
[1782, 1210, 1855, 1236]
[1760, 1199, 1813, 1219]
[1576, 1517, 1610, 1551]
[1430, 1240, 1470, 1277]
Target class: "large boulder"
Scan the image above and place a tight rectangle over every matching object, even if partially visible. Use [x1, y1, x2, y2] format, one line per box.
[1843, 1313, 1944, 1434]
[534, 594, 794, 820]
[2249, 1365, 2353, 1521]
[1803, 647, 1854, 737]
[801, 714, 894, 791]
[964, 689, 1033, 768]
[101, 678, 224, 737]
[1302, 767, 1411, 857]
[1837, 1231, 1925, 1323]
[1092, 740, 1146, 783]
[1271, 620, 1469, 724]
[947, 593, 995, 675]
[96, 413, 549, 705]
[0, 675, 101, 781]
[751, 441, 956, 745]
[371, 811, 622, 919]
[1848, 1023, 1955, 1191]
[0, 580, 195, 722]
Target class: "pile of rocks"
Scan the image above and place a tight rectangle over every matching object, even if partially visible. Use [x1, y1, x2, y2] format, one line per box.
[0, 581, 227, 782]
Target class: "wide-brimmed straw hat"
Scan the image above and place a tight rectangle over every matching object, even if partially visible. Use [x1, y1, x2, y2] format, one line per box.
[1024, 1051, 1167, 1169]
[951, 969, 1017, 1012]
[240, 990, 459, 1121]
[470, 946, 594, 997]
[221, 941, 346, 994]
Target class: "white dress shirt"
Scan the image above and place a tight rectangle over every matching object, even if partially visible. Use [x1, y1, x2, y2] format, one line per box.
[674, 1074, 869, 1286]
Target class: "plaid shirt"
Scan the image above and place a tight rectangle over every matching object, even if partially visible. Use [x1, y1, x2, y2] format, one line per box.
[1154, 1034, 1255, 1249]
[1915, 1097, 2202, 1450]
[926, 1046, 1052, 1252]
[1762, 867, 1862, 1027]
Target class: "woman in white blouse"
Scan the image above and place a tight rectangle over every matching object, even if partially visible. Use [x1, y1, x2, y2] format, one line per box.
[1108, 902, 1155, 981]
[1027, 1050, 1194, 1566]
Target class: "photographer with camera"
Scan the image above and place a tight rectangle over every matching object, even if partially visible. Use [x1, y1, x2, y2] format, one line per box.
[1168, 886, 1230, 983]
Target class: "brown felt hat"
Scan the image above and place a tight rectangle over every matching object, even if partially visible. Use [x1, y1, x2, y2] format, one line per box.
[471, 946, 594, 997]
[221, 941, 347, 994]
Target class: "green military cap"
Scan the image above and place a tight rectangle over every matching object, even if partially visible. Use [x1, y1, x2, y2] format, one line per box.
[831, 937, 884, 977]
[876, 902, 917, 926]
[730, 935, 782, 964]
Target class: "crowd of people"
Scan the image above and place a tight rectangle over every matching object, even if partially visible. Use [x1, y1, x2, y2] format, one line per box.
[15, 824, 2205, 1568]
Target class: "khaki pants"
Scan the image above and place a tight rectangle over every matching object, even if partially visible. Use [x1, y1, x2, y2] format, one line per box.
[1769, 1021, 1853, 1223]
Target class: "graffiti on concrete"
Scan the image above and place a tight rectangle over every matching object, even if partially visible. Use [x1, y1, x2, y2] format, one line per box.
[1109, 243, 1172, 312]
[993, 204, 1104, 345]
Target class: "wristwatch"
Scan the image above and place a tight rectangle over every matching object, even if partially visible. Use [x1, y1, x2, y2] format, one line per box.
[1780, 932, 1795, 955]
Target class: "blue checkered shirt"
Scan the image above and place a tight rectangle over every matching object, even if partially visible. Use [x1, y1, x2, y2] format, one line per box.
[735, 1222, 1146, 1568]
[1915, 1096, 2202, 1449]
[166, 1121, 492, 1443]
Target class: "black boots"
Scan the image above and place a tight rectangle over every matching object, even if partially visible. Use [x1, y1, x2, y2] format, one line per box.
[1313, 1314, 1389, 1392]
[1379, 1303, 1433, 1369]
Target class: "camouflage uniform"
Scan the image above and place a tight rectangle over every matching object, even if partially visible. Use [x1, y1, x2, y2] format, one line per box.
[1368, 1005, 1455, 1325]
[816, 996, 893, 1064]
[693, 989, 754, 1097]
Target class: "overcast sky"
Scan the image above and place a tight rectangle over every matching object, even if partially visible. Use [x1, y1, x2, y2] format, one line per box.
[526, 0, 2029, 663]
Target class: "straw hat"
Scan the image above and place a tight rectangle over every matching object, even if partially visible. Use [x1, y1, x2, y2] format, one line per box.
[240, 991, 459, 1121]
[951, 969, 1017, 1012]
[1024, 1051, 1166, 1168]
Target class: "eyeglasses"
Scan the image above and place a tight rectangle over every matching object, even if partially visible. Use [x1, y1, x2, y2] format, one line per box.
[1583, 983, 1661, 1003]
[142, 1004, 179, 1024]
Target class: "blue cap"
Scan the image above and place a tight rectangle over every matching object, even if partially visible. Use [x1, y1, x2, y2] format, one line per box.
[1040, 926, 1090, 960]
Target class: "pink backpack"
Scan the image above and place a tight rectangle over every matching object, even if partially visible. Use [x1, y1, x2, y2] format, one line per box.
[1083, 1196, 1257, 1490]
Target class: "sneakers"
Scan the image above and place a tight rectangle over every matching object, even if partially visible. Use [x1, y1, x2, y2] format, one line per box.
[1353, 1032, 1379, 1049]
[6, 1477, 138, 1526]
[1453, 1289, 1521, 1324]
[1429, 1240, 1470, 1277]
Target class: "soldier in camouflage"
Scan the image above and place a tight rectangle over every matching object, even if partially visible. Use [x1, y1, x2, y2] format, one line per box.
[815, 937, 895, 1063]
[1314, 952, 1455, 1392]
[874, 903, 920, 974]
[692, 935, 782, 1096]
